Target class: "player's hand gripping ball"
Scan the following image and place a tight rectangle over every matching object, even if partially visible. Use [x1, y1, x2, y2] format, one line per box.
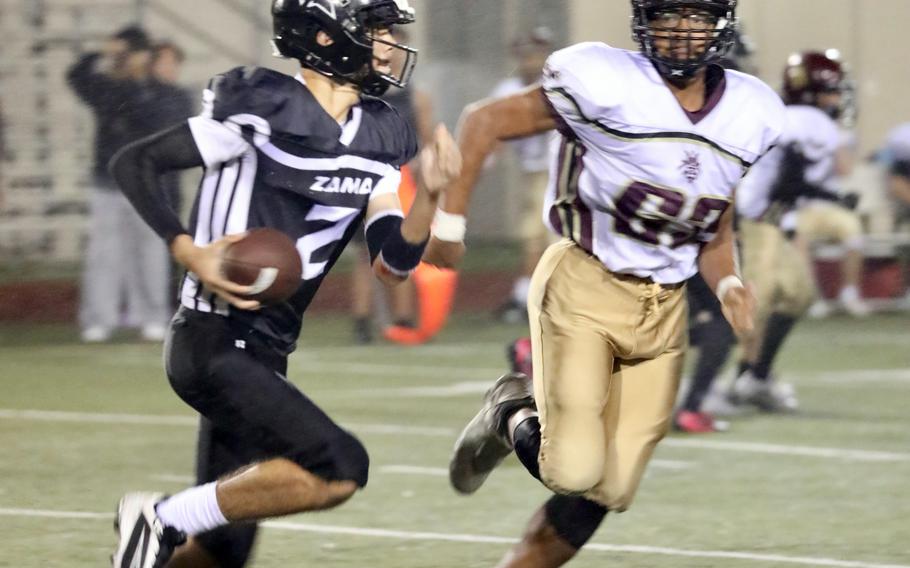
[221, 228, 302, 304]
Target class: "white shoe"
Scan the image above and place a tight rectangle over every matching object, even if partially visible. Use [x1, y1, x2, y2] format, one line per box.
[81, 326, 112, 343]
[140, 324, 167, 342]
[840, 296, 871, 317]
[112, 492, 185, 568]
[701, 387, 747, 417]
[807, 300, 833, 319]
[731, 372, 799, 413]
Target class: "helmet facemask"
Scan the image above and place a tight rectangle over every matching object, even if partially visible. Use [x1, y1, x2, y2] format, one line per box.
[354, 0, 417, 95]
[631, 0, 737, 80]
[358, 27, 417, 96]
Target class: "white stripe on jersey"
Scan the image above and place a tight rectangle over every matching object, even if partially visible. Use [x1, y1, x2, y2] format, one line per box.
[340, 107, 363, 146]
[181, 148, 257, 315]
[259, 142, 396, 178]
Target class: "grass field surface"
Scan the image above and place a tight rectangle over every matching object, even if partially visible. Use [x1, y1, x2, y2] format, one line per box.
[1, 313, 908, 567]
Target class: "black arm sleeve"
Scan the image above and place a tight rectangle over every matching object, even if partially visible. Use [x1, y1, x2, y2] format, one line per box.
[110, 123, 205, 244]
[769, 145, 839, 205]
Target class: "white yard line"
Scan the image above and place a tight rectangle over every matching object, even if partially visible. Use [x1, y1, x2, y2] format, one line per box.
[662, 439, 910, 462]
[649, 459, 695, 470]
[292, 361, 502, 380]
[340, 381, 493, 398]
[296, 343, 498, 358]
[149, 474, 194, 484]
[292, 360, 910, 387]
[2, 408, 908, 463]
[378, 465, 449, 476]
[345, 423, 456, 437]
[0, 507, 906, 568]
[806, 369, 910, 385]
[0, 410, 452, 437]
[0, 409, 197, 426]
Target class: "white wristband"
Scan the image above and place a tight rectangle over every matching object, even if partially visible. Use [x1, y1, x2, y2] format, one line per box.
[432, 209, 467, 242]
[715, 275, 744, 302]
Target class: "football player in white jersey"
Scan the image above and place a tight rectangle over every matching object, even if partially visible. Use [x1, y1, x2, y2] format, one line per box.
[786, 52, 869, 319]
[883, 123, 910, 229]
[424, 1, 783, 565]
[732, 51, 857, 411]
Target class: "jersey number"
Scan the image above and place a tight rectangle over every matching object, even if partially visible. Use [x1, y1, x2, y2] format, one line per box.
[296, 205, 359, 280]
[613, 182, 729, 247]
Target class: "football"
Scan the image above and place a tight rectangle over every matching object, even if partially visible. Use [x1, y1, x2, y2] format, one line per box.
[221, 228, 303, 305]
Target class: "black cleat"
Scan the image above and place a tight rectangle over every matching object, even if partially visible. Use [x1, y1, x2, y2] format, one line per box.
[449, 373, 534, 495]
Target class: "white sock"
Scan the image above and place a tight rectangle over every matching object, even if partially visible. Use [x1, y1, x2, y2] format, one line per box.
[512, 277, 531, 304]
[840, 285, 861, 303]
[155, 482, 228, 535]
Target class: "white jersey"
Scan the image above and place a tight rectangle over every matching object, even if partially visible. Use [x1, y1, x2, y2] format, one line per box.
[884, 122, 910, 162]
[491, 77, 552, 173]
[541, 42, 784, 284]
[737, 105, 841, 222]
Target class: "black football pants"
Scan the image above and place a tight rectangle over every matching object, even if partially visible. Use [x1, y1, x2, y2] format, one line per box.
[164, 307, 369, 567]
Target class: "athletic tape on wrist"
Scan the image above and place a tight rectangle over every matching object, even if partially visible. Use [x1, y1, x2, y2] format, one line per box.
[716, 275, 744, 302]
[432, 209, 466, 242]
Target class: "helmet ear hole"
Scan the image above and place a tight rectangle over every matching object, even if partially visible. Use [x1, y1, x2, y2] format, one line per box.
[315, 30, 335, 47]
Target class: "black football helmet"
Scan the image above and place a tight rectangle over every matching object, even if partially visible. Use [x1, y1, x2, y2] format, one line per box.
[272, 0, 417, 96]
[631, 0, 738, 79]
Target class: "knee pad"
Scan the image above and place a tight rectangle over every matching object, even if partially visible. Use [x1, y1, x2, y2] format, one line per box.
[196, 522, 258, 568]
[544, 494, 608, 550]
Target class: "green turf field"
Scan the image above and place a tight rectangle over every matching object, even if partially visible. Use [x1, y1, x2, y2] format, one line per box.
[1, 313, 908, 567]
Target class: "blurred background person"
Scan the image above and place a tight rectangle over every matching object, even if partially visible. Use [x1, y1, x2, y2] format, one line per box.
[148, 41, 193, 212]
[784, 51, 870, 318]
[881, 122, 910, 307]
[0, 99, 5, 212]
[883, 122, 910, 228]
[731, 50, 853, 412]
[148, 40, 194, 305]
[67, 26, 171, 342]
[491, 26, 557, 324]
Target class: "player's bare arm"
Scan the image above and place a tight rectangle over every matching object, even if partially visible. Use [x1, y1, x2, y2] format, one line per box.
[368, 124, 461, 285]
[424, 86, 557, 268]
[110, 124, 259, 311]
[698, 206, 755, 334]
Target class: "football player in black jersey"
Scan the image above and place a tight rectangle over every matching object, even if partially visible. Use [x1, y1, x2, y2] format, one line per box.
[107, 1, 460, 567]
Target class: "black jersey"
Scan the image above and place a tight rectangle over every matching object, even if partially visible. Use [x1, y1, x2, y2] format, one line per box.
[183, 66, 417, 354]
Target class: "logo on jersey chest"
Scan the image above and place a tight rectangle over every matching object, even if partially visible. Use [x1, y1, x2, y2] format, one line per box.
[309, 176, 374, 195]
[679, 151, 702, 183]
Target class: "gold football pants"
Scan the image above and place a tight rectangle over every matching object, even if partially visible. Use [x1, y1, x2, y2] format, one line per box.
[527, 239, 686, 511]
